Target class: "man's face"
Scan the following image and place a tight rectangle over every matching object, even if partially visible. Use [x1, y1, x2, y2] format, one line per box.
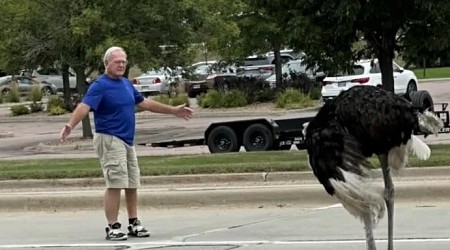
[105, 50, 127, 78]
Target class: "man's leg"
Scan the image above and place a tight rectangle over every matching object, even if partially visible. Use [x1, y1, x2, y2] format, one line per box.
[93, 133, 128, 240]
[125, 145, 150, 237]
[105, 188, 122, 224]
[124, 188, 137, 219]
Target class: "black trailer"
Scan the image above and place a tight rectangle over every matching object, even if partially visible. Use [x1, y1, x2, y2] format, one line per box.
[151, 90, 450, 153]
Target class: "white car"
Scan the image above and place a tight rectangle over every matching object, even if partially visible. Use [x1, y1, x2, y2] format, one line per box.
[321, 59, 418, 102]
[132, 70, 171, 97]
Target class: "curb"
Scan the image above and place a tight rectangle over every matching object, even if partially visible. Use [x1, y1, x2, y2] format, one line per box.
[1, 167, 449, 211]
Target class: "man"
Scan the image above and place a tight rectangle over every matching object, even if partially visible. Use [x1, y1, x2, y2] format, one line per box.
[60, 46, 193, 241]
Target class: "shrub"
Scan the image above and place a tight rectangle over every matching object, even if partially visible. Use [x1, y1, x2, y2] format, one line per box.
[275, 88, 315, 109]
[198, 90, 223, 108]
[309, 86, 322, 100]
[6, 84, 20, 103]
[170, 93, 190, 107]
[48, 106, 66, 116]
[28, 85, 43, 102]
[10, 104, 30, 116]
[221, 90, 247, 108]
[153, 94, 170, 105]
[0, 93, 3, 104]
[30, 102, 44, 113]
[47, 96, 65, 112]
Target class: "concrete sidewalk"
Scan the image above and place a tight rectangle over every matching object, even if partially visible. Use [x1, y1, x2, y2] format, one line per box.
[1, 167, 449, 212]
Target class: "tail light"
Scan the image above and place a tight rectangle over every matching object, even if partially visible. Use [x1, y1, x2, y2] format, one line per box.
[351, 77, 370, 84]
[322, 81, 331, 86]
[132, 79, 140, 85]
[154, 77, 161, 83]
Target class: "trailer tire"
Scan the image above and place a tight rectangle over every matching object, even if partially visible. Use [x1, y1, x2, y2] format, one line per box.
[207, 126, 240, 153]
[243, 123, 273, 151]
[410, 90, 434, 111]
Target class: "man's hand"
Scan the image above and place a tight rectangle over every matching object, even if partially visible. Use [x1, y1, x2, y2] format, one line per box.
[173, 104, 193, 120]
[60, 124, 73, 142]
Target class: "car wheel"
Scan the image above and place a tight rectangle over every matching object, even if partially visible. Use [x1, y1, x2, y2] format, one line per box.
[41, 87, 52, 97]
[2, 88, 10, 97]
[406, 81, 417, 95]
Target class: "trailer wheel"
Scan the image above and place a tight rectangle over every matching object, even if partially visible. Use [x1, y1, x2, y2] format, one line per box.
[243, 123, 273, 151]
[207, 126, 239, 153]
[411, 90, 434, 111]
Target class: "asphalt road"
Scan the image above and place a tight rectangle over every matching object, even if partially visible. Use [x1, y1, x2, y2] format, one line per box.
[1, 201, 449, 250]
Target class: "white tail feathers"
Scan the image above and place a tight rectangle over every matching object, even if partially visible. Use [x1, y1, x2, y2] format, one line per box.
[418, 110, 444, 136]
[408, 135, 431, 160]
[329, 169, 385, 225]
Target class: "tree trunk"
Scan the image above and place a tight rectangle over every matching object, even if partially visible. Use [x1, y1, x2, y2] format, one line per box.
[376, 32, 396, 93]
[61, 63, 72, 111]
[272, 41, 282, 87]
[74, 66, 93, 139]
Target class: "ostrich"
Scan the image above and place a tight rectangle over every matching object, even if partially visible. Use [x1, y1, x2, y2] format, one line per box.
[303, 85, 443, 250]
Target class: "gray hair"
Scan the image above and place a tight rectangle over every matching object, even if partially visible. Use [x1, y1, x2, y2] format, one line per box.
[103, 46, 126, 65]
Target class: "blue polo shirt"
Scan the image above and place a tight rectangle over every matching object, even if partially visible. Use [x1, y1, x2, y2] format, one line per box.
[82, 74, 144, 146]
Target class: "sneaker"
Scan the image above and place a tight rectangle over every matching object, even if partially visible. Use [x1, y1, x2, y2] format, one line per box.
[105, 222, 128, 241]
[127, 219, 151, 237]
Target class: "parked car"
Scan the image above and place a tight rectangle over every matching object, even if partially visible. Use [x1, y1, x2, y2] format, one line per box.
[321, 59, 418, 102]
[237, 53, 296, 79]
[132, 70, 171, 97]
[265, 59, 326, 87]
[185, 63, 237, 97]
[23, 68, 79, 93]
[0, 75, 57, 97]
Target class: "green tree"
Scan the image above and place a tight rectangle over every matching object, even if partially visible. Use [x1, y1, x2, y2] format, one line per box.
[273, 0, 450, 92]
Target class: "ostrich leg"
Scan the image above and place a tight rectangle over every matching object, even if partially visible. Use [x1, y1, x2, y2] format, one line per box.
[379, 154, 394, 250]
[363, 216, 377, 250]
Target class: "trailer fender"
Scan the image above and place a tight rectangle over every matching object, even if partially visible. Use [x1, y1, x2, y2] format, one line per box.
[243, 123, 274, 151]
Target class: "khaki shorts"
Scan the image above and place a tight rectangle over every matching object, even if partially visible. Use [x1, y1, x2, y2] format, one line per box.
[93, 133, 140, 189]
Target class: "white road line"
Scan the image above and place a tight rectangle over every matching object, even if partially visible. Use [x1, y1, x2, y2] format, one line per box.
[2, 239, 450, 248]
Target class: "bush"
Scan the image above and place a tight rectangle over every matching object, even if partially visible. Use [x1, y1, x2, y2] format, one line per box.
[221, 91, 247, 108]
[6, 84, 20, 103]
[10, 104, 30, 116]
[28, 85, 43, 102]
[170, 93, 190, 107]
[30, 102, 44, 113]
[47, 96, 65, 112]
[275, 88, 315, 109]
[0, 93, 3, 104]
[48, 106, 66, 116]
[198, 90, 223, 108]
[153, 94, 170, 105]
[309, 86, 322, 100]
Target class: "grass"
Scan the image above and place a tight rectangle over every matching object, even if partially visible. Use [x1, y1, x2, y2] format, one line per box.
[1, 144, 450, 180]
[412, 67, 450, 79]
